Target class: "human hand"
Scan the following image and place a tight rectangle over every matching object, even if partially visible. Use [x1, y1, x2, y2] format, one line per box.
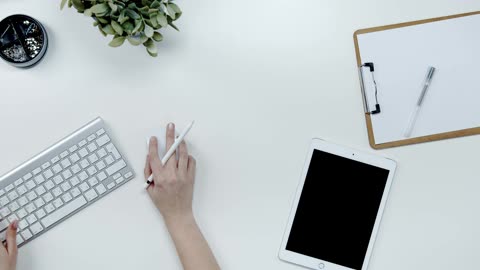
[145, 123, 197, 225]
[0, 221, 18, 270]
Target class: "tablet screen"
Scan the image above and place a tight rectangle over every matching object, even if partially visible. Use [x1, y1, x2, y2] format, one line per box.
[286, 150, 390, 270]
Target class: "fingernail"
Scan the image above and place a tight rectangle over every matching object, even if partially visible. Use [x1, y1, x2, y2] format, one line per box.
[11, 220, 18, 230]
[168, 123, 174, 130]
[150, 136, 156, 143]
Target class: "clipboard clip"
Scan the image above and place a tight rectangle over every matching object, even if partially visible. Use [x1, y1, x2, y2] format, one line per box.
[359, 62, 381, 114]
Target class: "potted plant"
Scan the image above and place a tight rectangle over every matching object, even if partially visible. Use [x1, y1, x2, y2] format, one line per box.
[60, 0, 182, 56]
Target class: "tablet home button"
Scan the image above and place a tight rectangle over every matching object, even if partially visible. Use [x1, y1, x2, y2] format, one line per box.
[318, 263, 325, 269]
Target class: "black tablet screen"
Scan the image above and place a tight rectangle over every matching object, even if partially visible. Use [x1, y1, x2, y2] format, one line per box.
[286, 150, 390, 270]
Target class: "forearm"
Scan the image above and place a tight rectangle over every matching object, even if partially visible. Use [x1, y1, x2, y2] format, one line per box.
[166, 214, 220, 270]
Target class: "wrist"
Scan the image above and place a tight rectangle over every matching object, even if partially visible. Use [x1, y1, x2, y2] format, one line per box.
[164, 211, 196, 230]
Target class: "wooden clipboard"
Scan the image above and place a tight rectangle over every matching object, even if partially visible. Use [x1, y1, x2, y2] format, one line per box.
[353, 11, 480, 150]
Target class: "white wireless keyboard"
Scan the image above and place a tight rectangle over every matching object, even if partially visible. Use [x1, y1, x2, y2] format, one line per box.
[0, 117, 135, 247]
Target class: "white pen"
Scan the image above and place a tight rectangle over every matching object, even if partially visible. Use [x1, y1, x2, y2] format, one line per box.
[404, 67, 436, 138]
[144, 121, 195, 189]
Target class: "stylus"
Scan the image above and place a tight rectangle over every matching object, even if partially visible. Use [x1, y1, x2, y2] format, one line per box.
[144, 121, 195, 189]
[404, 67, 436, 138]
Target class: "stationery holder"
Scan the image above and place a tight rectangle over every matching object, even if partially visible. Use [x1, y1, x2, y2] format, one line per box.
[358, 62, 381, 115]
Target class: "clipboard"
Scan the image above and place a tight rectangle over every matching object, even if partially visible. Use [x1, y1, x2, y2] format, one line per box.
[354, 11, 480, 149]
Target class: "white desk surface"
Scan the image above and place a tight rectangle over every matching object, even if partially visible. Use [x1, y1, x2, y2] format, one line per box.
[1, 1, 480, 270]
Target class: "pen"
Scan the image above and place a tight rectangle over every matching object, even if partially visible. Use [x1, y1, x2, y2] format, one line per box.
[404, 67, 436, 138]
[144, 121, 195, 189]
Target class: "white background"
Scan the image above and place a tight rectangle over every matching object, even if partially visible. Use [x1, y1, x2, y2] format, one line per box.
[1, 1, 479, 270]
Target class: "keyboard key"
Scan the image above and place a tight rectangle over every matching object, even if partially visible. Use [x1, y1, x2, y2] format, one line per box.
[45, 204, 55, 213]
[79, 182, 89, 192]
[8, 191, 18, 201]
[23, 173, 32, 181]
[68, 177, 79, 187]
[88, 178, 98, 187]
[9, 202, 19, 212]
[35, 186, 46, 196]
[113, 173, 121, 180]
[71, 187, 81, 197]
[0, 220, 8, 231]
[95, 160, 106, 171]
[14, 178, 23, 186]
[51, 156, 60, 164]
[61, 182, 72, 192]
[124, 171, 133, 179]
[0, 197, 9, 206]
[71, 164, 81, 174]
[87, 166, 97, 176]
[97, 148, 107, 158]
[69, 145, 78, 153]
[52, 187, 62, 197]
[69, 153, 80, 163]
[26, 214, 37, 224]
[17, 185, 27, 195]
[115, 177, 125, 184]
[88, 154, 98, 163]
[62, 169, 73, 180]
[80, 159, 90, 169]
[53, 176, 63, 185]
[53, 198, 63, 208]
[16, 234, 24, 245]
[79, 148, 89, 158]
[105, 155, 115, 165]
[87, 143, 97, 152]
[78, 171, 88, 181]
[0, 207, 10, 217]
[41, 196, 87, 228]
[34, 175, 45, 184]
[96, 129, 105, 136]
[84, 189, 98, 201]
[62, 193, 73, 203]
[18, 196, 28, 206]
[78, 139, 87, 147]
[52, 164, 62, 174]
[18, 219, 28, 230]
[96, 171, 107, 181]
[106, 160, 126, 176]
[95, 184, 106, 195]
[87, 134, 96, 142]
[30, 222, 44, 235]
[106, 182, 115, 189]
[35, 209, 46, 219]
[0, 190, 4, 197]
[43, 169, 54, 179]
[61, 159, 72, 169]
[32, 167, 42, 175]
[7, 214, 18, 223]
[25, 203, 36, 213]
[21, 229, 33, 240]
[25, 180, 36, 189]
[26, 191, 37, 201]
[43, 192, 54, 203]
[34, 198, 45, 208]
[96, 135, 110, 147]
[17, 208, 28, 219]
[106, 143, 121, 159]
[60, 151, 69, 159]
[45, 180, 55, 190]
[42, 162, 51, 170]
[5, 184, 14, 192]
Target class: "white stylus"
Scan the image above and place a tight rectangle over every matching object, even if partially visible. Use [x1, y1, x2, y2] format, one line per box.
[404, 67, 436, 138]
[144, 121, 195, 189]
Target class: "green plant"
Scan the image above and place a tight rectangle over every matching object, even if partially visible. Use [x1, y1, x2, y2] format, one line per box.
[60, 0, 182, 56]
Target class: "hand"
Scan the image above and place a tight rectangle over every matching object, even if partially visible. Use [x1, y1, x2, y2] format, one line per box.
[0, 221, 18, 270]
[145, 123, 196, 224]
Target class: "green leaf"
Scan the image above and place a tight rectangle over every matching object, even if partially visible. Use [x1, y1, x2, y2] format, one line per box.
[152, 32, 163, 42]
[90, 3, 109, 14]
[144, 24, 154, 38]
[166, 4, 176, 20]
[60, 0, 68, 10]
[93, 20, 99, 27]
[97, 17, 109, 24]
[111, 21, 123, 35]
[132, 20, 143, 34]
[98, 26, 107, 37]
[71, 0, 85, 12]
[151, 0, 161, 8]
[102, 24, 116, 35]
[122, 21, 134, 35]
[150, 14, 159, 28]
[84, 9, 93, 17]
[125, 9, 140, 20]
[156, 13, 168, 27]
[168, 3, 182, 19]
[144, 38, 157, 57]
[118, 10, 129, 23]
[127, 35, 143, 46]
[168, 21, 179, 31]
[108, 2, 118, 13]
[109, 36, 126, 47]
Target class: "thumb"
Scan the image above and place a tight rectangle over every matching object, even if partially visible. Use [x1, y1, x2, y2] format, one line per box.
[6, 220, 18, 256]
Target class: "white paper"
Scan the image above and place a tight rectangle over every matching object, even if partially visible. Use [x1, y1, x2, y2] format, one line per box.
[357, 14, 480, 144]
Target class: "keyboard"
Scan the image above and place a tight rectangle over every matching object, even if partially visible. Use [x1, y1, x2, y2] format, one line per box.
[0, 117, 135, 247]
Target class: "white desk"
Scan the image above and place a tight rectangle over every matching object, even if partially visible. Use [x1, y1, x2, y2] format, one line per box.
[1, 1, 480, 270]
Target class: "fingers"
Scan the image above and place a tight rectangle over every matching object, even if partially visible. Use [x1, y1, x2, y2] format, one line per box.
[187, 155, 196, 180]
[144, 154, 152, 180]
[178, 140, 189, 172]
[6, 220, 18, 256]
[165, 123, 177, 168]
[148, 137, 163, 185]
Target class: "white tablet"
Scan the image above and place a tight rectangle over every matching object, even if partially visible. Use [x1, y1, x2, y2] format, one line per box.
[279, 139, 396, 270]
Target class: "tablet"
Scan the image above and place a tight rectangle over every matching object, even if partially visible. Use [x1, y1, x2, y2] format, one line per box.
[279, 139, 396, 270]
